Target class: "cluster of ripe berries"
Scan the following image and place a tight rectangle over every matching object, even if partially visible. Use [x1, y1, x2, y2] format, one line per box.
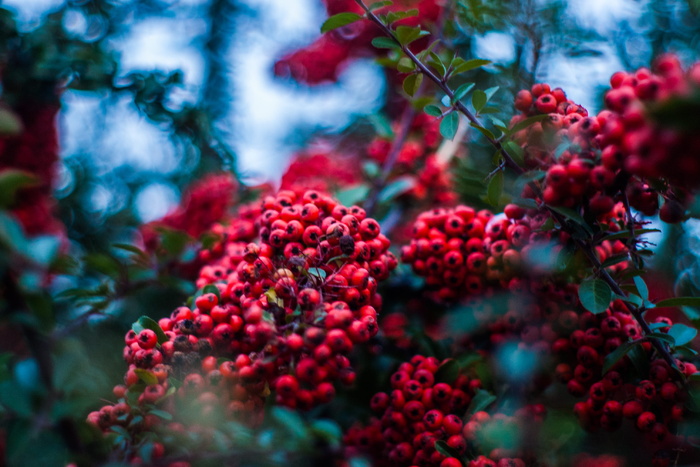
[344, 355, 542, 467]
[280, 148, 361, 196]
[400, 202, 629, 302]
[513, 55, 700, 223]
[88, 189, 397, 462]
[274, 0, 441, 84]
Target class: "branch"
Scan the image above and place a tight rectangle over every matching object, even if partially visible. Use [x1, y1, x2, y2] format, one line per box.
[354, 0, 680, 375]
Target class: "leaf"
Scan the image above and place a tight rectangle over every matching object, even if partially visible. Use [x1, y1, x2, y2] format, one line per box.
[434, 359, 460, 384]
[336, 184, 370, 206]
[633, 276, 649, 301]
[508, 114, 550, 134]
[602, 341, 636, 374]
[486, 171, 503, 207]
[307, 268, 327, 281]
[149, 409, 173, 420]
[602, 228, 661, 242]
[434, 439, 461, 459]
[320, 12, 362, 33]
[470, 122, 495, 141]
[647, 332, 676, 346]
[362, 161, 381, 179]
[467, 389, 496, 414]
[0, 170, 37, 208]
[371, 37, 399, 49]
[369, 0, 393, 9]
[424, 104, 442, 117]
[503, 141, 525, 166]
[377, 176, 416, 203]
[402, 73, 423, 97]
[547, 205, 592, 234]
[578, 279, 612, 314]
[440, 112, 459, 140]
[427, 52, 446, 77]
[134, 369, 158, 385]
[472, 89, 487, 113]
[484, 86, 500, 102]
[655, 297, 700, 308]
[451, 82, 475, 103]
[133, 316, 168, 344]
[0, 107, 23, 136]
[668, 323, 698, 346]
[395, 25, 429, 46]
[397, 57, 415, 73]
[451, 58, 491, 75]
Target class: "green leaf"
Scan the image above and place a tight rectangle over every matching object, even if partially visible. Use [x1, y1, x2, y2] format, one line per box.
[668, 323, 698, 346]
[440, 112, 459, 140]
[402, 73, 423, 97]
[647, 332, 676, 346]
[336, 184, 371, 206]
[434, 439, 461, 459]
[0, 170, 37, 208]
[503, 141, 524, 166]
[377, 176, 416, 203]
[149, 409, 173, 420]
[427, 52, 446, 77]
[451, 58, 491, 75]
[602, 228, 661, 242]
[320, 13, 362, 33]
[508, 114, 550, 134]
[470, 122, 495, 141]
[134, 369, 158, 385]
[434, 359, 460, 384]
[424, 104, 442, 117]
[655, 297, 700, 308]
[602, 341, 636, 374]
[451, 82, 475, 103]
[133, 316, 168, 344]
[397, 57, 415, 73]
[371, 37, 399, 49]
[395, 26, 429, 46]
[578, 279, 612, 314]
[369, 0, 393, 9]
[362, 161, 381, 179]
[486, 171, 504, 207]
[484, 86, 500, 102]
[113, 243, 150, 261]
[547, 205, 592, 234]
[472, 89, 487, 113]
[467, 389, 496, 414]
[633, 276, 649, 301]
[26, 236, 61, 267]
[601, 254, 631, 268]
[307, 268, 327, 280]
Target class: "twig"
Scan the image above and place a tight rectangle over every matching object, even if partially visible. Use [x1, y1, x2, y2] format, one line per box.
[354, 0, 680, 374]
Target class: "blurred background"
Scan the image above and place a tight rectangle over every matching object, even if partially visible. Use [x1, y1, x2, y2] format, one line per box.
[1, 0, 700, 464]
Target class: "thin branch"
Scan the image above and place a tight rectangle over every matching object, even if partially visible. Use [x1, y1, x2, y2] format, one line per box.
[354, 0, 680, 375]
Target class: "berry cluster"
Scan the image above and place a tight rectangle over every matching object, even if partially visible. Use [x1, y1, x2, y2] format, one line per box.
[280, 148, 361, 196]
[343, 355, 480, 467]
[274, 0, 441, 84]
[89, 190, 397, 461]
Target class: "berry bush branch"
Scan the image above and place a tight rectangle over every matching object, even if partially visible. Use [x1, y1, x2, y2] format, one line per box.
[354, 0, 680, 374]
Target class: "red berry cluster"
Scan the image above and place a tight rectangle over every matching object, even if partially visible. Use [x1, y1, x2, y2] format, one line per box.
[0, 102, 65, 237]
[141, 172, 239, 249]
[343, 355, 480, 467]
[280, 148, 361, 197]
[90, 190, 397, 461]
[274, 0, 441, 85]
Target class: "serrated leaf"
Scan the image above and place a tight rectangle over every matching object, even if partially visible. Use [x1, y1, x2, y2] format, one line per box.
[134, 369, 158, 385]
[434, 359, 460, 384]
[451, 58, 491, 75]
[451, 82, 475, 103]
[440, 112, 459, 140]
[321, 13, 362, 33]
[467, 389, 496, 414]
[578, 279, 612, 314]
[402, 73, 423, 97]
[371, 36, 399, 49]
[472, 89, 487, 113]
[434, 439, 461, 459]
[133, 316, 168, 344]
[424, 104, 442, 117]
[668, 323, 698, 346]
[655, 297, 700, 308]
[486, 171, 503, 207]
[602, 341, 636, 374]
